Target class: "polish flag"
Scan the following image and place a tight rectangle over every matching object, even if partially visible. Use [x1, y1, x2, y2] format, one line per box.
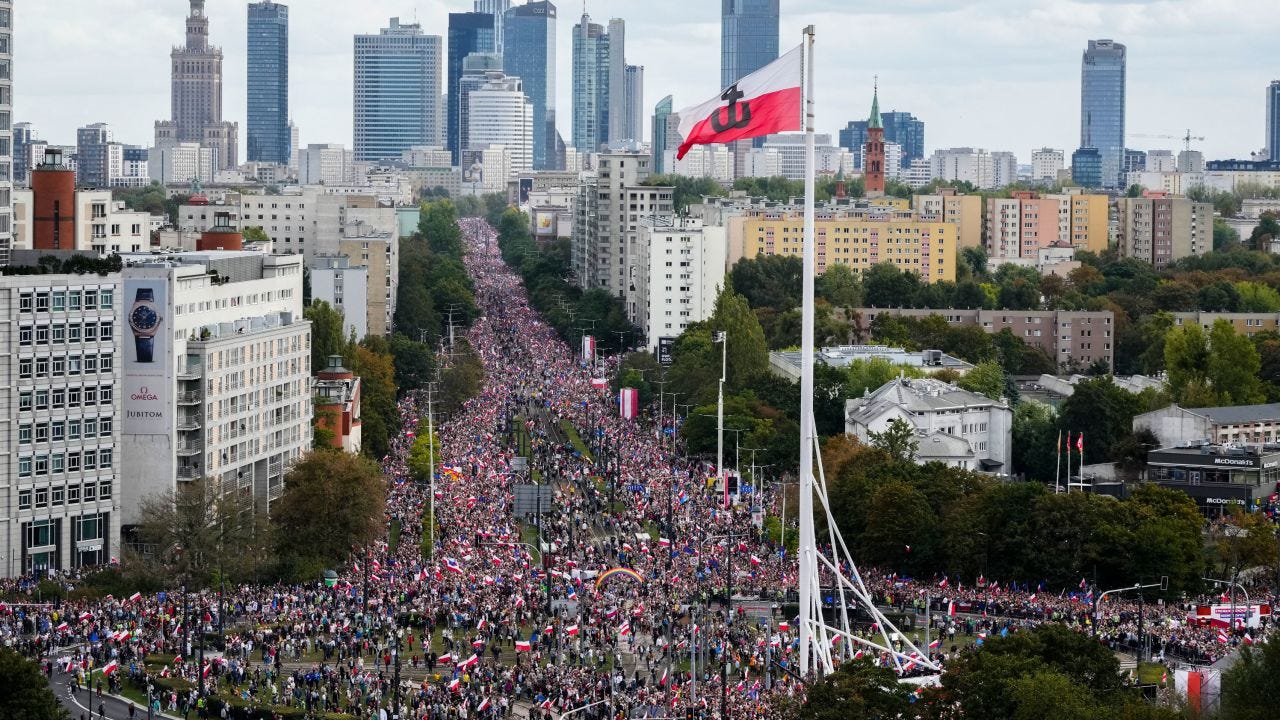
[928, 639, 941, 650]
[477, 618, 488, 631]
[1242, 632, 1254, 646]
[947, 602, 956, 618]
[567, 624, 580, 636]
[444, 558, 464, 574]
[1217, 629, 1229, 644]
[79, 612, 93, 623]
[448, 678, 461, 692]
[938, 578, 948, 589]
[619, 621, 631, 636]
[101, 660, 119, 676]
[201, 662, 212, 678]
[437, 653, 453, 664]
[514, 597, 525, 609]
[676, 45, 802, 160]
[160, 666, 171, 678]
[515, 640, 532, 652]
[544, 625, 555, 636]
[540, 699, 553, 710]
[659, 538, 671, 548]
[478, 698, 491, 712]
[458, 653, 480, 669]
[749, 555, 762, 567]
[127, 592, 143, 604]
[55, 622, 69, 632]
[472, 639, 486, 649]
[778, 621, 790, 632]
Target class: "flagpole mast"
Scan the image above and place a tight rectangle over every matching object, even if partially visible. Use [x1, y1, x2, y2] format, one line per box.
[1054, 429, 1061, 494]
[797, 24, 818, 678]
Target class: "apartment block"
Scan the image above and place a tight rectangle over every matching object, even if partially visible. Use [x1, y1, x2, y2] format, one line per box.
[912, 190, 983, 249]
[572, 152, 674, 303]
[1114, 193, 1213, 267]
[853, 307, 1114, 370]
[985, 190, 1108, 261]
[0, 273, 123, 577]
[636, 216, 726, 354]
[1171, 312, 1280, 337]
[731, 207, 956, 283]
[119, 252, 311, 524]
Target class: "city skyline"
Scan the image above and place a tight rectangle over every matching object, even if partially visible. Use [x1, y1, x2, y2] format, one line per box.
[13, 0, 1280, 163]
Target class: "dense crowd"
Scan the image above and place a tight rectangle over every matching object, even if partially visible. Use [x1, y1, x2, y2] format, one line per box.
[0, 217, 1272, 720]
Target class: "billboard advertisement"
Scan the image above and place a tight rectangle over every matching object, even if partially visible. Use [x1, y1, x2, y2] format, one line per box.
[123, 277, 171, 435]
[535, 211, 556, 237]
[1189, 603, 1272, 629]
[657, 337, 677, 366]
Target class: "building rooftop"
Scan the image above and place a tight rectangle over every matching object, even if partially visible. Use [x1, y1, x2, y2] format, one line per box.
[1174, 403, 1280, 426]
[770, 345, 972, 381]
[846, 376, 1006, 428]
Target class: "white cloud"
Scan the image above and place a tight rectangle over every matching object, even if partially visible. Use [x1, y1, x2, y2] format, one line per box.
[13, 0, 1279, 163]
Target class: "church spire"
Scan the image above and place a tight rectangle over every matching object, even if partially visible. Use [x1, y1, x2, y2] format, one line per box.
[869, 76, 883, 130]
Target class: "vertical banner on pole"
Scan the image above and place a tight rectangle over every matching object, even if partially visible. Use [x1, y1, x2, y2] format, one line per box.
[582, 335, 596, 363]
[619, 388, 638, 420]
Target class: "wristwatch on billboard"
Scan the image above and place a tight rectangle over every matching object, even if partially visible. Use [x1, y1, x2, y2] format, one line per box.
[128, 288, 161, 363]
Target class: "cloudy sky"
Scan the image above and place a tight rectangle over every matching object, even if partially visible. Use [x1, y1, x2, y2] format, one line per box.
[15, 0, 1279, 162]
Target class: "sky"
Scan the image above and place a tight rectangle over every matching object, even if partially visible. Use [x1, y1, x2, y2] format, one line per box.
[15, 0, 1280, 163]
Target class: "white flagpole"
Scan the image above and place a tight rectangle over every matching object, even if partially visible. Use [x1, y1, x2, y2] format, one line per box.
[797, 24, 818, 677]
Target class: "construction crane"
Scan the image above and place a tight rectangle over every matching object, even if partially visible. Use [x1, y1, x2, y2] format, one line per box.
[1128, 129, 1206, 153]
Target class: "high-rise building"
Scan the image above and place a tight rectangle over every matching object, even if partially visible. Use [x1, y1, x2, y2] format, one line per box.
[721, 0, 779, 90]
[572, 13, 612, 152]
[1031, 148, 1065, 183]
[930, 148, 996, 189]
[13, 123, 36, 187]
[457, 53, 504, 158]
[158, 0, 238, 171]
[1071, 147, 1102, 188]
[1267, 81, 1280, 162]
[864, 88, 885, 197]
[247, 2, 290, 165]
[572, 152, 673, 301]
[624, 65, 644, 143]
[991, 151, 1018, 189]
[76, 123, 116, 189]
[1079, 39, 1126, 188]
[503, 2, 557, 169]
[354, 18, 442, 162]
[652, 95, 677, 174]
[0, 1, 12, 265]
[119, 252, 311, 521]
[840, 110, 925, 169]
[1115, 193, 1213, 267]
[606, 19, 627, 145]
[473, 0, 511, 54]
[0, 271, 124, 577]
[447, 13, 496, 162]
[466, 73, 534, 174]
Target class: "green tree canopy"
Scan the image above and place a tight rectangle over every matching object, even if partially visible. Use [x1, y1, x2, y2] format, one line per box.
[273, 450, 387, 579]
[0, 648, 69, 719]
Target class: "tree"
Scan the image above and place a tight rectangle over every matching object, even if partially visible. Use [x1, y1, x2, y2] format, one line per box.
[242, 226, 270, 243]
[1247, 212, 1280, 252]
[798, 659, 914, 720]
[1235, 281, 1280, 312]
[305, 300, 350, 370]
[957, 361, 1006, 401]
[134, 478, 269, 588]
[729, 254, 803, 312]
[863, 262, 922, 308]
[0, 648, 69, 719]
[438, 339, 486, 418]
[709, 281, 769, 390]
[388, 333, 436, 392]
[1057, 377, 1142, 464]
[1164, 322, 1212, 404]
[868, 417, 917, 462]
[273, 450, 387, 577]
[817, 262, 863, 307]
[418, 199, 464, 256]
[1207, 319, 1265, 405]
[960, 246, 989, 279]
[1214, 218, 1242, 252]
[349, 339, 398, 458]
[1011, 400, 1059, 483]
[1221, 635, 1280, 720]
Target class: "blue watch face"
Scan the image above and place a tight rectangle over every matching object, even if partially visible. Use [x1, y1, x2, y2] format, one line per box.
[130, 305, 159, 331]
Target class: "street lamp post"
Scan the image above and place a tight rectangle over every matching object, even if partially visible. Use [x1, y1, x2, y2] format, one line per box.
[714, 331, 727, 510]
[704, 531, 748, 720]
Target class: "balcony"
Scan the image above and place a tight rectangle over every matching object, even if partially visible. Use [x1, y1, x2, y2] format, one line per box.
[176, 466, 200, 479]
[176, 442, 202, 457]
[178, 361, 203, 380]
[176, 413, 203, 431]
[176, 391, 202, 405]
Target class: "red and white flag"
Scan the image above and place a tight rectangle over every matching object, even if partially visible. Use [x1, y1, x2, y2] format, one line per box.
[458, 653, 480, 669]
[437, 653, 453, 665]
[619, 621, 631, 636]
[101, 660, 119, 676]
[566, 624, 580, 636]
[127, 591, 143, 604]
[515, 640, 531, 652]
[676, 45, 803, 160]
[477, 698, 492, 712]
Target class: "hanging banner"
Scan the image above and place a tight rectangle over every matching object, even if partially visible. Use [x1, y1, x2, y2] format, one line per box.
[619, 388, 638, 420]
[582, 335, 596, 364]
[1189, 603, 1271, 628]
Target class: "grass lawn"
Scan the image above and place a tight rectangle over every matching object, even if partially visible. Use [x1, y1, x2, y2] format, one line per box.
[1137, 661, 1169, 685]
[560, 420, 594, 462]
[521, 523, 543, 564]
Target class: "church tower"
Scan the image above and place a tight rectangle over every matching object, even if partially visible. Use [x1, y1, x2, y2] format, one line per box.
[865, 80, 885, 198]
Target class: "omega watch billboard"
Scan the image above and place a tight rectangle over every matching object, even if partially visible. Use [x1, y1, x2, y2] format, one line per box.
[123, 278, 170, 435]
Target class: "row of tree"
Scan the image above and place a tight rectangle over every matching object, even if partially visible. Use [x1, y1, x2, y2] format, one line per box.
[494, 208, 639, 352]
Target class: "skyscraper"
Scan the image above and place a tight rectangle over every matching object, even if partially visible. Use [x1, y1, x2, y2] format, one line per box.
[1079, 39, 1126, 188]
[624, 65, 644, 143]
[572, 13, 611, 153]
[606, 19, 627, 145]
[353, 18, 442, 162]
[721, 0, 779, 90]
[1266, 80, 1280, 162]
[474, 0, 511, 54]
[457, 53, 503, 156]
[839, 110, 925, 169]
[247, 1, 290, 165]
[76, 123, 116, 188]
[13, 123, 35, 187]
[157, 0, 238, 171]
[652, 96, 675, 174]
[447, 13, 496, 162]
[466, 73, 533, 174]
[504, 2, 557, 169]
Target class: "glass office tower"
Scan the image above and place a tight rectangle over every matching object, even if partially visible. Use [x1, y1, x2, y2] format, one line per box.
[1080, 39, 1126, 188]
[503, 2, 557, 169]
[721, 0, 779, 89]
[247, 2, 289, 165]
[447, 13, 495, 163]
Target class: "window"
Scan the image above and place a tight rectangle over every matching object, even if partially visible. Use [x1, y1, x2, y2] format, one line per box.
[83, 419, 97, 437]
[35, 292, 49, 311]
[67, 388, 81, 407]
[18, 490, 31, 510]
[18, 457, 31, 477]
[83, 481, 96, 500]
[35, 391, 48, 410]
[19, 293, 31, 312]
[83, 452, 96, 471]
[18, 326, 30, 345]
[84, 355, 97, 373]
[82, 291, 96, 309]
[67, 452, 80, 472]
[19, 391, 31, 410]
[52, 325, 65, 343]
[34, 456, 48, 476]
[51, 454, 64, 473]
[84, 388, 97, 405]
[68, 484, 80, 504]
[98, 449, 112, 469]
[34, 423, 48, 442]
[51, 421, 64, 442]
[99, 354, 113, 372]
[99, 417, 112, 436]
[18, 425, 30, 444]
[35, 488, 48, 508]
[99, 481, 112, 500]
[18, 358, 31, 378]
[98, 290, 113, 310]
[68, 291, 81, 311]
[52, 291, 65, 312]
[99, 386, 113, 404]
[52, 487, 64, 507]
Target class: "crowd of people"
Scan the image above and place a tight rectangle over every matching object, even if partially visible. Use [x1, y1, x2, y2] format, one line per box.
[0, 216, 1273, 719]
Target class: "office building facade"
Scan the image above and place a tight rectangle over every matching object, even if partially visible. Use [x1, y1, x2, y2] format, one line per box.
[247, 2, 290, 165]
[721, 0, 779, 89]
[473, 0, 511, 54]
[0, 1, 13, 265]
[466, 73, 533, 174]
[571, 13, 612, 152]
[652, 95, 678, 175]
[0, 273, 123, 577]
[840, 110, 925, 169]
[447, 13, 496, 163]
[1079, 39, 1126, 188]
[503, 1, 557, 170]
[353, 18, 442, 162]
